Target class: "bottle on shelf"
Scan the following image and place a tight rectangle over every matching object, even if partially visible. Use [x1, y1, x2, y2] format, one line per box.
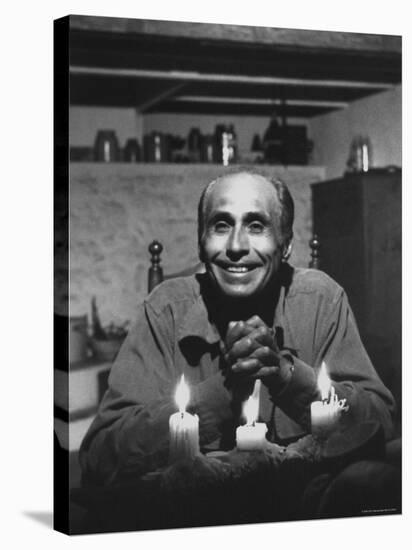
[214, 124, 237, 166]
[123, 138, 141, 162]
[187, 127, 202, 162]
[93, 130, 120, 162]
[143, 132, 170, 162]
[346, 135, 373, 174]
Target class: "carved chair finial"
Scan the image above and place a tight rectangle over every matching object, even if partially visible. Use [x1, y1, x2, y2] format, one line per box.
[309, 234, 321, 269]
[148, 240, 164, 292]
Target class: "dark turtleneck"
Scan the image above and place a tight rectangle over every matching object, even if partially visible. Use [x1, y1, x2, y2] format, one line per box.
[199, 262, 293, 341]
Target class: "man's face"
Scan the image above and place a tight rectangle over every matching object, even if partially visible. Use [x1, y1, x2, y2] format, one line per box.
[200, 173, 285, 300]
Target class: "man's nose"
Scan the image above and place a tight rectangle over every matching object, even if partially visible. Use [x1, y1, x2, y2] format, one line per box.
[226, 226, 249, 259]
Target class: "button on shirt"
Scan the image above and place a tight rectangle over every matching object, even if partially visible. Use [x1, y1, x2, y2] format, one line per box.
[79, 267, 395, 486]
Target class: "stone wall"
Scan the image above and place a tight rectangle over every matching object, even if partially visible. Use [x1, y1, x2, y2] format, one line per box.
[67, 163, 325, 325]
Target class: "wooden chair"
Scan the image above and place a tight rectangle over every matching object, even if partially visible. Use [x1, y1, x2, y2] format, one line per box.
[148, 235, 321, 293]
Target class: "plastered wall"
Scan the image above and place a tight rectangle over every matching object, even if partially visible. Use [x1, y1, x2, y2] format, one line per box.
[66, 163, 325, 325]
[308, 86, 401, 180]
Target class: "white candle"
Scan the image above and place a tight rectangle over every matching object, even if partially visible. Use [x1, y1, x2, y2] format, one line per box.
[310, 400, 336, 437]
[311, 362, 348, 438]
[236, 423, 268, 451]
[169, 374, 200, 463]
[236, 380, 268, 451]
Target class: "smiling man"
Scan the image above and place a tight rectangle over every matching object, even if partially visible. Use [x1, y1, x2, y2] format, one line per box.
[199, 172, 287, 300]
[80, 171, 395, 488]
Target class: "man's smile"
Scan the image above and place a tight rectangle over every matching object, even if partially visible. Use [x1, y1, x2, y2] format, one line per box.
[215, 261, 261, 274]
[226, 266, 252, 273]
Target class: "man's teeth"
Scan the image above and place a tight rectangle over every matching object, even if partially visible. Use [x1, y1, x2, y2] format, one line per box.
[226, 266, 249, 272]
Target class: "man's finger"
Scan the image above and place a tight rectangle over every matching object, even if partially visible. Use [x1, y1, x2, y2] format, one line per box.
[251, 325, 279, 351]
[239, 326, 275, 348]
[244, 315, 265, 329]
[225, 335, 261, 363]
[225, 326, 276, 363]
[225, 321, 251, 349]
[232, 359, 279, 379]
[250, 366, 279, 379]
[250, 346, 280, 366]
[232, 357, 262, 375]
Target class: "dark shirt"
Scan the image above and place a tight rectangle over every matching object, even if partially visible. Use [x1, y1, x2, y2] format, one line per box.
[79, 267, 395, 486]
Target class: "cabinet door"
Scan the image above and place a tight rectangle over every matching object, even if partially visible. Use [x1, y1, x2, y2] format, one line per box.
[312, 171, 402, 418]
[362, 172, 401, 408]
[312, 178, 366, 331]
[362, 172, 401, 340]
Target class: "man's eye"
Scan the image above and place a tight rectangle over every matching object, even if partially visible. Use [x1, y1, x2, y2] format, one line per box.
[248, 222, 264, 233]
[214, 221, 230, 233]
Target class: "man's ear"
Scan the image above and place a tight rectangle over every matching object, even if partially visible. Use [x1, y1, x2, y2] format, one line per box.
[282, 241, 293, 261]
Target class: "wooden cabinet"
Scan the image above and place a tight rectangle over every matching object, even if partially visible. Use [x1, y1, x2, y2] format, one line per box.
[311, 169, 401, 422]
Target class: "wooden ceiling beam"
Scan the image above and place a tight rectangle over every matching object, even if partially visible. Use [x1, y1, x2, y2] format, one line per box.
[173, 95, 349, 109]
[69, 15, 401, 54]
[70, 66, 394, 90]
[148, 101, 335, 118]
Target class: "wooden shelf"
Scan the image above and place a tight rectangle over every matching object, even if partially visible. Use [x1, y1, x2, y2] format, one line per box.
[70, 161, 326, 174]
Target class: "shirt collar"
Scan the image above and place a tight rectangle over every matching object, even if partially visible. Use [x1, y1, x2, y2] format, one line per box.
[177, 292, 221, 345]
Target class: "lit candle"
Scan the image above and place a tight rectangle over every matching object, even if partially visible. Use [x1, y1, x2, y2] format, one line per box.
[311, 362, 348, 438]
[236, 380, 268, 451]
[169, 374, 200, 463]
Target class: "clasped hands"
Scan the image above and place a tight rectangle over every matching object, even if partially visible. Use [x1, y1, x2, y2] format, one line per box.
[221, 316, 293, 399]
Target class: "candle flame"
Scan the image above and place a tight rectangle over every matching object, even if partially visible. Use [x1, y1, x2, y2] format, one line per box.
[318, 362, 331, 401]
[243, 380, 261, 425]
[175, 374, 190, 414]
